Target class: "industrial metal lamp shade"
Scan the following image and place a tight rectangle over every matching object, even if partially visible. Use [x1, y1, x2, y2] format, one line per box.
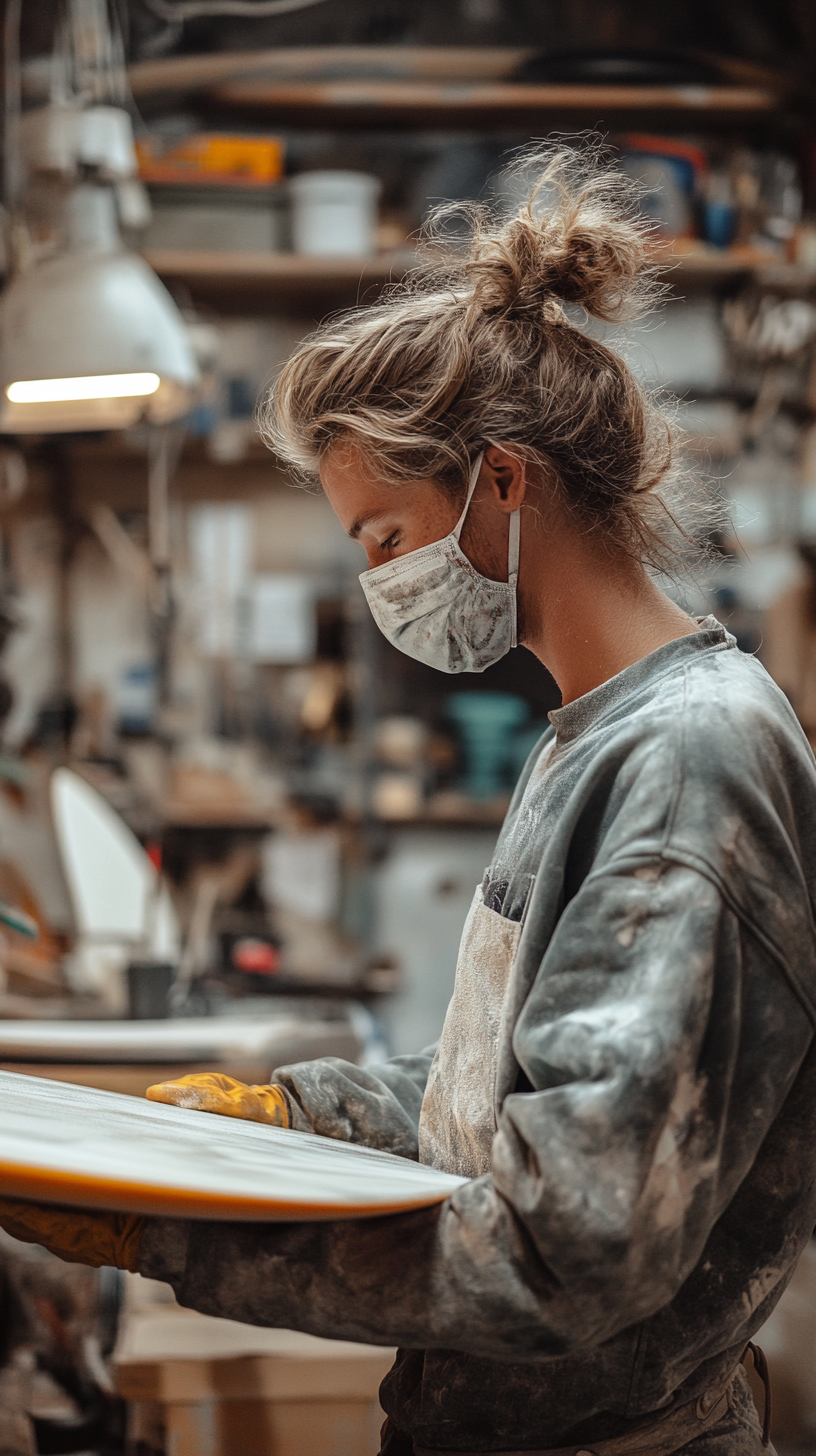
[0, 186, 199, 433]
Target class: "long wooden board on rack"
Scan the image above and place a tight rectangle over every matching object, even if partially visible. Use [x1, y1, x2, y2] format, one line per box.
[210, 78, 780, 127]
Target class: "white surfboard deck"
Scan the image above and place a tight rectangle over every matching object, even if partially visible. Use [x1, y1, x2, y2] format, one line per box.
[0, 1071, 466, 1220]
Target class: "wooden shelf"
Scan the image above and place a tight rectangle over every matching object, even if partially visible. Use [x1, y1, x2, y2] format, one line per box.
[657, 243, 816, 289]
[129, 46, 533, 97]
[144, 243, 810, 313]
[145, 247, 412, 286]
[206, 79, 781, 129]
[144, 247, 413, 312]
[129, 46, 795, 133]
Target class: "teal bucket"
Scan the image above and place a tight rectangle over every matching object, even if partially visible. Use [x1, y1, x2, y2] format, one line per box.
[447, 692, 529, 799]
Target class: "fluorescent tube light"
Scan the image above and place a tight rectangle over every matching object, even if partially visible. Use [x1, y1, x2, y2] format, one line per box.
[7, 371, 161, 404]
[0, 185, 198, 433]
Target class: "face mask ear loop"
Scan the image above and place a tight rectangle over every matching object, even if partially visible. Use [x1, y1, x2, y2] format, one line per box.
[452, 451, 484, 543]
[508, 508, 521, 585]
[508, 507, 520, 648]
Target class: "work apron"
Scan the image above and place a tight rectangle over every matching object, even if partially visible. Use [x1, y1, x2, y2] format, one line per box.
[411, 884, 759, 1456]
[418, 882, 521, 1178]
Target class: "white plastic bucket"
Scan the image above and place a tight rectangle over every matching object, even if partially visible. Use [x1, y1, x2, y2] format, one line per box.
[290, 170, 381, 257]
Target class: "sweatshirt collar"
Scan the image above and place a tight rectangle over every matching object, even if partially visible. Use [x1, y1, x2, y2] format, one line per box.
[548, 616, 736, 747]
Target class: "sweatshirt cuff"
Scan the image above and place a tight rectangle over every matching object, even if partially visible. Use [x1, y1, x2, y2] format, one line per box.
[137, 1216, 192, 1286]
[280, 1084, 315, 1133]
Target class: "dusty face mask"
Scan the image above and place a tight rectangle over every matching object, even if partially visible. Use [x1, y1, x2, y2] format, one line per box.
[359, 451, 520, 674]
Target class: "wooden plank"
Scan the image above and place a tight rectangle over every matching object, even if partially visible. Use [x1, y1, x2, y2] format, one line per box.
[209, 78, 780, 122]
[144, 244, 743, 287]
[654, 243, 773, 277]
[142, 245, 763, 314]
[143, 248, 410, 285]
[129, 46, 532, 97]
[117, 1350, 393, 1403]
[114, 1310, 396, 1384]
[143, 248, 411, 315]
[163, 1397, 380, 1456]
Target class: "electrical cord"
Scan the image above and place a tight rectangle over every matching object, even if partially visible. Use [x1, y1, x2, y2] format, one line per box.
[140, 0, 332, 19]
[3, 0, 22, 213]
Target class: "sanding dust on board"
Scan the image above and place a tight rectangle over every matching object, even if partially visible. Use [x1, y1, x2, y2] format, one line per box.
[0, 1071, 466, 1220]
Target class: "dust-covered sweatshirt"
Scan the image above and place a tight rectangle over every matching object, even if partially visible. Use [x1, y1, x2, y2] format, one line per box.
[140, 619, 816, 1452]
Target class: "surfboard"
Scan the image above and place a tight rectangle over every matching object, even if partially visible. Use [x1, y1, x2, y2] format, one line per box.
[0, 1071, 466, 1220]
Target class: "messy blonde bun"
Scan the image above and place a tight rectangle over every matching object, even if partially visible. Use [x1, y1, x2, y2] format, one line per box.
[262, 141, 691, 573]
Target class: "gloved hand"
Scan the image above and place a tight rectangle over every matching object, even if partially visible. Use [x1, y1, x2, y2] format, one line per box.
[0, 1196, 144, 1270]
[146, 1071, 292, 1127]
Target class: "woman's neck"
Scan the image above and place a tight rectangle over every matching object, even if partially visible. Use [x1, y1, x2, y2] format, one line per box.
[519, 511, 698, 706]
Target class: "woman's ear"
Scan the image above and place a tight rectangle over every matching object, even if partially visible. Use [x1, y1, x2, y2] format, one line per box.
[482, 444, 527, 512]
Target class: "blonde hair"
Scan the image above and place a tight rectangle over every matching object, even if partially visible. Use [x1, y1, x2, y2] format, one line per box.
[261, 142, 694, 573]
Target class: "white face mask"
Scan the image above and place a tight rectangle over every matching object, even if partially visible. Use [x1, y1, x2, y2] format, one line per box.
[359, 451, 521, 674]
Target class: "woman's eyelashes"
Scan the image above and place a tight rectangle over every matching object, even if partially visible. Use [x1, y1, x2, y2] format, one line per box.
[379, 531, 401, 554]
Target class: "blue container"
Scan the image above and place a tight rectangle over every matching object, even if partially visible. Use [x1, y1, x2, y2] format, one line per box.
[447, 693, 529, 799]
[703, 200, 736, 250]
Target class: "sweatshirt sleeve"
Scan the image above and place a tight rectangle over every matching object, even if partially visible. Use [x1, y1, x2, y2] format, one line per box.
[139, 859, 812, 1360]
[272, 1050, 437, 1159]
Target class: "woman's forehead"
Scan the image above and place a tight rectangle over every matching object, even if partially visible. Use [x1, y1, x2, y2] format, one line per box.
[320, 447, 452, 539]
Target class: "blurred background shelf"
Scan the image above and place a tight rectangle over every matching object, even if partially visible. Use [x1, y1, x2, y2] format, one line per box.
[143, 246, 415, 312]
[144, 244, 814, 313]
[127, 46, 791, 129]
[127, 45, 538, 97]
[204, 80, 784, 129]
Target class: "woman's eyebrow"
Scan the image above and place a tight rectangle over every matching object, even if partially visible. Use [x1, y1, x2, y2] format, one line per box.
[348, 511, 387, 540]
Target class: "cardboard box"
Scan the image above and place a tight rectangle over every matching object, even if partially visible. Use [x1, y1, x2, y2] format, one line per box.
[115, 1304, 395, 1456]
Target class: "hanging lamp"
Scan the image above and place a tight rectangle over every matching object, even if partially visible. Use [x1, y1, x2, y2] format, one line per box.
[0, 2, 198, 434]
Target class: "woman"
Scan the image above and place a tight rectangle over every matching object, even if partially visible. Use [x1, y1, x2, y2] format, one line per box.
[3, 147, 816, 1456]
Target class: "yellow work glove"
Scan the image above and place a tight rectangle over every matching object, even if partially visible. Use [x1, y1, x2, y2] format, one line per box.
[145, 1071, 292, 1127]
[0, 1196, 144, 1270]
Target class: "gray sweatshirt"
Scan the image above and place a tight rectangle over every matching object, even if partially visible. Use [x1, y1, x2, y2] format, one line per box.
[141, 621, 816, 1452]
